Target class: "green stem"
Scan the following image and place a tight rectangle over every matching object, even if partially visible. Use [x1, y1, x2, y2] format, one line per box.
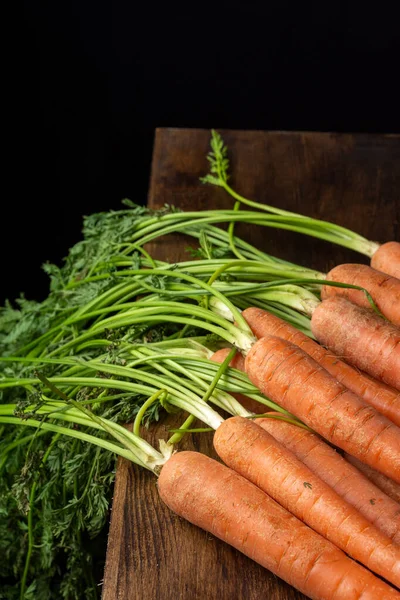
[37, 372, 166, 470]
[133, 389, 167, 436]
[220, 178, 378, 254]
[248, 412, 310, 430]
[168, 347, 237, 444]
[227, 201, 246, 260]
[20, 433, 61, 600]
[129, 243, 157, 268]
[129, 210, 379, 257]
[0, 416, 156, 466]
[127, 348, 251, 418]
[43, 300, 254, 357]
[169, 427, 213, 433]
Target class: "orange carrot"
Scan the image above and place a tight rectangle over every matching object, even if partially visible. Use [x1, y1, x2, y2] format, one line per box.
[211, 348, 265, 414]
[311, 296, 400, 390]
[345, 453, 400, 505]
[158, 451, 399, 600]
[245, 334, 400, 482]
[209, 343, 400, 543]
[214, 416, 400, 586]
[321, 263, 400, 326]
[242, 306, 400, 427]
[258, 414, 400, 545]
[371, 241, 400, 279]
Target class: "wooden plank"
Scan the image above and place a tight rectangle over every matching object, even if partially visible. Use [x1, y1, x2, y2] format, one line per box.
[103, 128, 400, 600]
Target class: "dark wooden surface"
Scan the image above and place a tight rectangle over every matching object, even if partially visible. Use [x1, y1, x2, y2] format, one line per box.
[102, 128, 400, 600]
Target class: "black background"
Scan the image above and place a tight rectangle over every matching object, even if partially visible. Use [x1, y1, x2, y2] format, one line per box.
[4, 3, 400, 305]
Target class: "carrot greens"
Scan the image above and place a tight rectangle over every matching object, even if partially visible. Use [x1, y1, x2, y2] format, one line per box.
[1, 227, 293, 598]
[200, 129, 380, 258]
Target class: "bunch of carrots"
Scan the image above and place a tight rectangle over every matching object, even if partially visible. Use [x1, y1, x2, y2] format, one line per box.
[1, 131, 400, 600]
[158, 269, 400, 598]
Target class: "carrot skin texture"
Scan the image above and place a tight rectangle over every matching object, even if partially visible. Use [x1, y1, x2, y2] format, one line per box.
[258, 415, 400, 545]
[311, 296, 400, 390]
[345, 453, 400, 504]
[242, 307, 400, 426]
[371, 241, 400, 279]
[211, 348, 265, 414]
[321, 263, 400, 326]
[209, 340, 400, 542]
[158, 451, 399, 600]
[245, 335, 400, 483]
[214, 416, 400, 586]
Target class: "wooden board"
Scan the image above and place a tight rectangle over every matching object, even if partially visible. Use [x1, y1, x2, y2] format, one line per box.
[102, 128, 400, 600]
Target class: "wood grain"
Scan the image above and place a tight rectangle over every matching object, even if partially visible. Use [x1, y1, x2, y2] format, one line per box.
[102, 128, 400, 600]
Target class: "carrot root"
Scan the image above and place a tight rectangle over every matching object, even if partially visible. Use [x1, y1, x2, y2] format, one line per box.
[371, 241, 400, 279]
[245, 334, 400, 482]
[158, 451, 399, 600]
[214, 416, 400, 587]
[258, 414, 400, 545]
[242, 306, 400, 426]
[322, 263, 400, 327]
[311, 296, 400, 390]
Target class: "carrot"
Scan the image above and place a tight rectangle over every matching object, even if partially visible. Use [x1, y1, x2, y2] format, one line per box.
[214, 416, 400, 586]
[158, 451, 399, 600]
[345, 453, 400, 505]
[371, 241, 400, 279]
[211, 348, 265, 414]
[245, 334, 400, 482]
[211, 347, 246, 371]
[209, 341, 400, 543]
[321, 263, 400, 326]
[242, 306, 400, 427]
[258, 414, 400, 544]
[311, 296, 400, 390]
